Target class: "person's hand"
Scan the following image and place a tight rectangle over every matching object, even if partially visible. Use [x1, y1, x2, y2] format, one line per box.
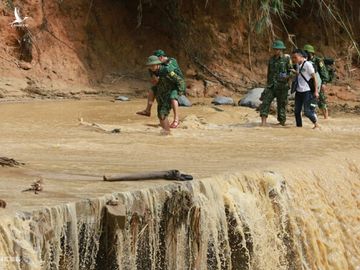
[151, 76, 159, 85]
[314, 91, 319, 99]
[290, 68, 297, 74]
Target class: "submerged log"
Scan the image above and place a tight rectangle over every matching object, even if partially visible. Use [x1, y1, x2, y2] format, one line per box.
[0, 157, 24, 167]
[103, 170, 193, 182]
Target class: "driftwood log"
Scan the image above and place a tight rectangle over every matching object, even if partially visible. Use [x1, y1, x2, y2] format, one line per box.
[103, 170, 193, 182]
[0, 157, 24, 167]
[22, 179, 44, 194]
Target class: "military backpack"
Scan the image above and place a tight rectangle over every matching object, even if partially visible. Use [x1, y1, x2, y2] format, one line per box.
[323, 57, 336, 83]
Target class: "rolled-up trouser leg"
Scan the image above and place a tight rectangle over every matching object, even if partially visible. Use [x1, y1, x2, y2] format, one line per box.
[303, 91, 318, 124]
[318, 89, 327, 110]
[259, 87, 275, 118]
[275, 87, 288, 124]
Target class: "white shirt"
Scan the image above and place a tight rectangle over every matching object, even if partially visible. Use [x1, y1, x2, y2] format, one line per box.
[296, 60, 315, 92]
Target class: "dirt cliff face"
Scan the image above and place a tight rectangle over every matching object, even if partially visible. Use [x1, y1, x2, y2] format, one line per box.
[0, 0, 359, 98]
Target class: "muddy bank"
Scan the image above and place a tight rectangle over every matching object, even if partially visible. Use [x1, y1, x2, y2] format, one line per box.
[1, 0, 360, 103]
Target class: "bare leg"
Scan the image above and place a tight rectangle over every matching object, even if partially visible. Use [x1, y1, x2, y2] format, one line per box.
[170, 99, 180, 128]
[171, 99, 179, 122]
[160, 118, 171, 135]
[322, 108, 329, 119]
[261, 116, 267, 126]
[137, 91, 155, 116]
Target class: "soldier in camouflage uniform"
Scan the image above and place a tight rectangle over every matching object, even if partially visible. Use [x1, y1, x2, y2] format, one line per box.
[260, 40, 292, 126]
[303, 44, 330, 119]
[137, 50, 186, 128]
[145, 55, 184, 135]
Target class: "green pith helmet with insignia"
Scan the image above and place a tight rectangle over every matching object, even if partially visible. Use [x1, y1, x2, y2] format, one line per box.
[272, 40, 286, 50]
[153, 49, 166, 57]
[146, 55, 162, 66]
[303, 44, 315, 53]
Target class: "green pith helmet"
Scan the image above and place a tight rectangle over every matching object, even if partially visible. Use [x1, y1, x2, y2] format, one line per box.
[303, 44, 315, 53]
[146, 55, 162, 66]
[153, 49, 166, 57]
[272, 40, 286, 50]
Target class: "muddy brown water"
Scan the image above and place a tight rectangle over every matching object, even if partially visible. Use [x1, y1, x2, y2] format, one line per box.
[0, 99, 359, 269]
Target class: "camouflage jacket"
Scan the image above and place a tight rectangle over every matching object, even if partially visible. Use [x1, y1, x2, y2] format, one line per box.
[149, 57, 184, 79]
[267, 55, 292, 88]
[312, 56, 330, 84]
[155, 70, 184, 97]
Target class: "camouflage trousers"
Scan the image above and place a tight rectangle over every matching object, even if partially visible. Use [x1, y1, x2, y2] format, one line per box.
[259, 86, 289, 124]
[178, 80, 186, 96]
[170, 80, 186, 99]
[317, 88, 327, 110]
[152, 86, 172, 120]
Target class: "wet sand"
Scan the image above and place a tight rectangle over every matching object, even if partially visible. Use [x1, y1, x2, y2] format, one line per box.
[0, 99, 360, 214]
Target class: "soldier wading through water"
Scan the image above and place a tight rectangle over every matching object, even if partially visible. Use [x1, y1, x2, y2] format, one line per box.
[145, 55, 185, 135]
[259, 40, 292, 126]
[137, 50, 186, 129]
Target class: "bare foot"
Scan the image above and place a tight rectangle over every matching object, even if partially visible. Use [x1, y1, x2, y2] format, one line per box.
[261, 116, 267, 127]
[136, 110, 151, 117]
[170, 119, 180, 129]
[160, 129, 171, 136]
[313, 123, 321, 130]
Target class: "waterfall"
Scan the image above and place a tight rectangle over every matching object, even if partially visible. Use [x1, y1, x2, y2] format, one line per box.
[0, 160, 359, 270]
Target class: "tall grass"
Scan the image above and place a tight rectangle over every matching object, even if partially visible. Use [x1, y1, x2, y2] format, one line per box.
[249, 0, 359, 57]
[255, 0, 301, 34]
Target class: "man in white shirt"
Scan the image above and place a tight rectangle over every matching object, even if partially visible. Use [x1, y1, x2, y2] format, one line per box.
[291, 49, 319, 129]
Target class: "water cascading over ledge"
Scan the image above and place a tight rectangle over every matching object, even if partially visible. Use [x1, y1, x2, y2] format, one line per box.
[0, 161, 359, 270]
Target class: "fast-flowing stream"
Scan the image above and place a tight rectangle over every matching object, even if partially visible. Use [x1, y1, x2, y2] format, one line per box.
[0, 100, 359, 269]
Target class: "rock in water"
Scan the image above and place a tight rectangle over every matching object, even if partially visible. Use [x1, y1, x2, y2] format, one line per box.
[178, 95, 192, 107]
[111, 128, 121, 134]
[0, 199, 6, 208]
[211, 96, 234, 105]
[19, 61, 32, 70]
[115, 96, 130, 101]
[239, 88, 264, 108]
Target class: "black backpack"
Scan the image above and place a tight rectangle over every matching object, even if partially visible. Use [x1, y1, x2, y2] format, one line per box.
[324, 57, 336, 82]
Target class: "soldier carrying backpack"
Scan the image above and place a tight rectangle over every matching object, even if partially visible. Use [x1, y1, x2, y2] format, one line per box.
[303, 44, 335, 119]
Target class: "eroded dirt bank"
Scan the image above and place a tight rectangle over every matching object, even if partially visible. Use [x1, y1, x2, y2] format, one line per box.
[0, 100, 359, 269]
[0, 0, 360, 104]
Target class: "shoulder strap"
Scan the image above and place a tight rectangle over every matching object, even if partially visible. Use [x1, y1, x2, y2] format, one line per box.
[299, 61, 309, 83]
[299, 61, 316, 92]
[299, 60, 306, 73]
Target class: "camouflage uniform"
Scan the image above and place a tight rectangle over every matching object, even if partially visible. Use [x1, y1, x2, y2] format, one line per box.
[260, 55, 291, 124]
[312, 56, 330, 109]
[150, 57, 186, 100]
[152, 70, 184, 119]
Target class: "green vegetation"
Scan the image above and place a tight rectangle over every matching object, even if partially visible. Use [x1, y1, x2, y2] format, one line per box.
[252, 0, 359, 56]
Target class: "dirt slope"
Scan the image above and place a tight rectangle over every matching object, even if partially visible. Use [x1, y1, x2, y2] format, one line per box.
[0, 0, 359, 103]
